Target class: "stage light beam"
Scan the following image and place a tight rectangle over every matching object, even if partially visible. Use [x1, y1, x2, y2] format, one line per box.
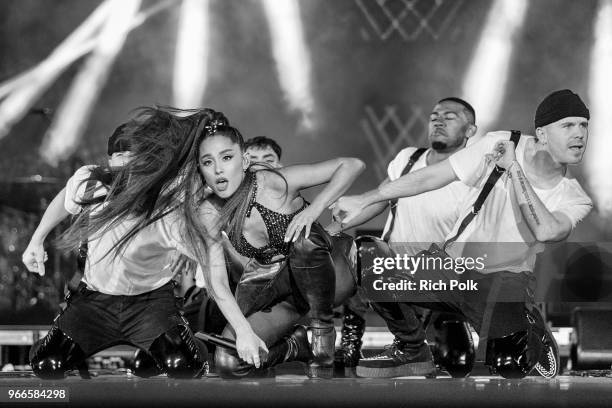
[260, 0, 316, 130]
[461, 0, 528, 134]
[173, 0, 209, 108]
[0, 0, 114, 140]
[0, 0, 175, 142]
[587, 0, 612, 220]
[40, 0, 142, 165]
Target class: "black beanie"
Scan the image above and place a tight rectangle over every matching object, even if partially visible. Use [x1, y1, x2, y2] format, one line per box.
[107, 123, 131, 156]
[534, 89, 590, 128]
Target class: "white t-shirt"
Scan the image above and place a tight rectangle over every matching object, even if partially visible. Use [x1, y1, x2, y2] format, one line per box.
[64, 166, 193, 295]
[446, 131, 593, 273]
[381, 147, 472, 254]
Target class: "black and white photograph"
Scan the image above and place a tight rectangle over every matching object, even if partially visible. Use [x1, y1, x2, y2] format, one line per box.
[1, 0, 611, 407]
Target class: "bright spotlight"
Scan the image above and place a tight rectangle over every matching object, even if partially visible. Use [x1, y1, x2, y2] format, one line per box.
[41, 0, 141, 165]
[260, 0, 316, 130]
[173, 0, 209, 108]
[462, 0, 528, 134]
[587, 0, 612, 219]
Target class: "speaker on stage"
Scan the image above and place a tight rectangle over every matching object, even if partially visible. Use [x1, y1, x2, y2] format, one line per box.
[571, 307, 612, 369]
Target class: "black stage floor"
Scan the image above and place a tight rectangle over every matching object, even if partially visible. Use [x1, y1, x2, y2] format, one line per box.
[2, 371, 612, 408]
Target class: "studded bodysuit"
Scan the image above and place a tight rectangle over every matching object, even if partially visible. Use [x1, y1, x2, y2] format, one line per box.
[229, 176, 307, 265]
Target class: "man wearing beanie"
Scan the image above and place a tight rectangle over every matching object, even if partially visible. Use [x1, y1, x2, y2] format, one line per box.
[334, 89, 593, 379]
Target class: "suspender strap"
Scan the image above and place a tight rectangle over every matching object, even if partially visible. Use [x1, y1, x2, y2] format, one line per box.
[443, 130, 521, 250]
[382, 148, 427, 242]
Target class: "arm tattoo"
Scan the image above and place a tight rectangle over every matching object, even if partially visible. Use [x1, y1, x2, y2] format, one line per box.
[512, 166, 541, 225]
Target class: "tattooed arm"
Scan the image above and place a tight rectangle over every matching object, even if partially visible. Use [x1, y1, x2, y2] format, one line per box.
[491, 140, 573, 242]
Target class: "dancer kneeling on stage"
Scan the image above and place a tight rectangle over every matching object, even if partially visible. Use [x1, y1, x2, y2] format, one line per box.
[334, 90, 593, 379]
[181, 114, 364, 378]
[22, 110, 214, 379]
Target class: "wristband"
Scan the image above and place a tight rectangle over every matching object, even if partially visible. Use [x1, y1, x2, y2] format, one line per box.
[506, 160, 519, 173]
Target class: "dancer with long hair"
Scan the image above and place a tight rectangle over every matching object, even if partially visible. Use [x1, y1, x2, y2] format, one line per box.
[178, 113, 364, 378]
[23, 108, 217, 379]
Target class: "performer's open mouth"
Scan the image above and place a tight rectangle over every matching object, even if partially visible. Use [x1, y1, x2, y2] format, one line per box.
[215, 177, 229, 191]
[569, 142, 584, 152]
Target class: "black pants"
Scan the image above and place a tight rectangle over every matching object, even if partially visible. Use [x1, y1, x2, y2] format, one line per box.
[33, 281, 186, 357]
[367, 269, 537, 350]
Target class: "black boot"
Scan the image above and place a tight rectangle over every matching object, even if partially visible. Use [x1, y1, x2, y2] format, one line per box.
[29, 327, 88, 380]
[432, 320, 475, 378]
[264, 325, 312, 367]
[529, 307, 559, 378]
[335, 306, 366, 377]
[149, 325, 209, 379]
[485, 307, 549, 379]
[290, 225, 337, 379]
[216, 326, 311, 378]
[132, 348, 163, 378]
[306, 320, 336, 378]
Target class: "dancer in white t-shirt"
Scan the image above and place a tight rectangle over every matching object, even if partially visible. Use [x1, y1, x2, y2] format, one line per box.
[22, 110, 215, 379]
[334, 89, 593, 379]
[333, 97, 477, 376]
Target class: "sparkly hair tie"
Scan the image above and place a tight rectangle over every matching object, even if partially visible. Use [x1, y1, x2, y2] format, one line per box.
[204, 119, 225, 136]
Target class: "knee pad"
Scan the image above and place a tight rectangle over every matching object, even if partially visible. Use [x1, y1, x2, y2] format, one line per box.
[433, 320, 475, 378]
[149, 325, 208, 379]
[486, 329, 542, 379]
[132, 349, 163, 378]
[30, 327, 86, 380]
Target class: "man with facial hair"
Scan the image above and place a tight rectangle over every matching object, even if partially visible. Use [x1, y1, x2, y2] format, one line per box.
[329, 97, 478, 376]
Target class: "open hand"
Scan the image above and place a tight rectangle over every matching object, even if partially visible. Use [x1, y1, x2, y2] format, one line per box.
[284, 205, 322, 242]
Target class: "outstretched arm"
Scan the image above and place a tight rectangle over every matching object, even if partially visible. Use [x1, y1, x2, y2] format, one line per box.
[333, 160, 457, 226]
[327, 177, 392, 233]
[22, 188, 70, 276]
[281, 157, 366, 242]
[199, 205, 268, 368]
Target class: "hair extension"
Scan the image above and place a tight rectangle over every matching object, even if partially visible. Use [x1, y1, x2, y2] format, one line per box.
[58, 107, 219, 270]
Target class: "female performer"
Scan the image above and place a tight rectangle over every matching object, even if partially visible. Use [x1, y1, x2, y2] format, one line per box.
[22, 108, 216, 379]
[181, 113, 364, 378]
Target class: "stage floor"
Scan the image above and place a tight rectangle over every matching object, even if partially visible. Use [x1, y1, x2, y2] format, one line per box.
[2, 371, 612, 408]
